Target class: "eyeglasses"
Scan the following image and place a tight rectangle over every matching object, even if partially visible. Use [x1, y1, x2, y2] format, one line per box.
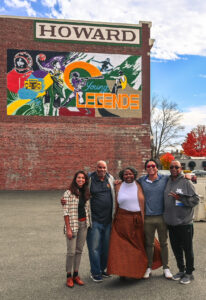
[147, 164, 156, 168]
[170, 166, 180, 169]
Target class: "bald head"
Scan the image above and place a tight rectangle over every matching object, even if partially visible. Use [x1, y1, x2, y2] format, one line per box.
[97, 160, 107, 167]
[170, 160, 182, 178]
[96, 160, 107, 179]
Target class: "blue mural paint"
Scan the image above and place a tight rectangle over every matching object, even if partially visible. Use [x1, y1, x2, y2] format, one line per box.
[7, 49, 142, 117]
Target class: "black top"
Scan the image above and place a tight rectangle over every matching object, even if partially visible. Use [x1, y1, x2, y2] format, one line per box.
[78, 188, 86, 219]
[90, 172, 112, 224]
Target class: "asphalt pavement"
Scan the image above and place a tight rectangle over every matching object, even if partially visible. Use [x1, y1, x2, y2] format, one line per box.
[0, 190, 206, 300]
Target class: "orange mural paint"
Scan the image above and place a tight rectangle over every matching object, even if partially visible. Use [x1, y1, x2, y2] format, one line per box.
[76, 93, 140, 110]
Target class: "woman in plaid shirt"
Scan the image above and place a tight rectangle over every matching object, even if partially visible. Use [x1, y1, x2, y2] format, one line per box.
[62, 170, 91, 288]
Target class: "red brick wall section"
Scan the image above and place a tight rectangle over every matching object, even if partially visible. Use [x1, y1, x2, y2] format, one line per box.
[0, 122, 150, 190]
[0, 16, 152, 190]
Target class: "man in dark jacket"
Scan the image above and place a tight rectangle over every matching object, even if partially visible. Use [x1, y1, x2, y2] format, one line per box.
[87, 160, 115, 282]
[61, 161, 115, 283]
[164, 160, 199, 284]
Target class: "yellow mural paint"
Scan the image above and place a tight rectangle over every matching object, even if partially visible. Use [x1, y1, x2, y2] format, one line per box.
[121, 76, 127, 90]
[37, 91, 46, 97]
[7, 99, 31, 115]
[36, 74, 53, 98]
[35, 73, 53, 98]
[43, 73, 53, 89]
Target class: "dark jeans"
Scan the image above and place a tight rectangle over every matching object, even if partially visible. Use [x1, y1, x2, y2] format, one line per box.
[87, 221, 111, 276]
[168, 224, 194, 274]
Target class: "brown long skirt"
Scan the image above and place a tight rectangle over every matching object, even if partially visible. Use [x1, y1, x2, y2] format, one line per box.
[107, 208, 162, 278]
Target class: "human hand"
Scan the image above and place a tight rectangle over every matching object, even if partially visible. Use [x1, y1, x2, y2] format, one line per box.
[114, 180, 122, 185]
[66, 228, 73, 240]
[185, 173, 192, 180]
[168, 192, 180, 200]
[61, 198, 67, 205]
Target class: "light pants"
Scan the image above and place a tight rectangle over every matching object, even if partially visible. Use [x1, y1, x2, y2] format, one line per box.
[66, 220, 87, 273]
[144, 215, 169, 269]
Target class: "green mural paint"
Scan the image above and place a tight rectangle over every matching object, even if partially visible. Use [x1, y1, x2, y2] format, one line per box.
[7, 49, 142, 118]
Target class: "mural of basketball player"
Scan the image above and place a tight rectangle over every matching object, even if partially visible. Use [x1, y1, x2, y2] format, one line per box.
[36, 54, 67, 116]
[91, 57, 113, 73]
[62, 71, 104, 114]
[111, 70, 127, 95]
[63, 72, 88, 106]
[7, 51, 33, 94]
[62, 72, 92, 115]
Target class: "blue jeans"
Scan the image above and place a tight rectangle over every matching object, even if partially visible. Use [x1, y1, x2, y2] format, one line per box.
[87, 221, 111, 276]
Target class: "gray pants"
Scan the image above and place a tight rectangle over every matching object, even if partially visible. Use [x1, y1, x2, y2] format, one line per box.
[66, 220, 87, 273]
[144, 215, 169, 269]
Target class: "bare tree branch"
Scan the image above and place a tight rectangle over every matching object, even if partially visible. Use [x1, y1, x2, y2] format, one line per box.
[151, 96, 184, 159]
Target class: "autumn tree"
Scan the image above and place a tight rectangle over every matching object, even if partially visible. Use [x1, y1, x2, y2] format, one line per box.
[182, 125, 206, 157]
[150, 96, 184, 159]
[160, 152, 175, 169]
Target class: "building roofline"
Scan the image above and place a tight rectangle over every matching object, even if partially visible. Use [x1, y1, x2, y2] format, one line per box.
[0, 15, 152, 28]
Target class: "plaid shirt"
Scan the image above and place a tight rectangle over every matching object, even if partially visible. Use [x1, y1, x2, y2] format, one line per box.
[63, 189, 91, 233]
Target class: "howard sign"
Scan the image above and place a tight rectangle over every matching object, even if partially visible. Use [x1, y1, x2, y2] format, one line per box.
[35, 21, 141, 47]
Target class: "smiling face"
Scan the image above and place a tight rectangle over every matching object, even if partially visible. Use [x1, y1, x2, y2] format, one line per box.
[123, 169, 135, 183]
[170, 161, 182, 178]
[146, 161, 158, 177]
[75, 173, 86, 188]
[96, 161, 107, 179]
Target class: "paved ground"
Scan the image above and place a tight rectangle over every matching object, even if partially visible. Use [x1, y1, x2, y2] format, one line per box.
[0, 190, 206, 300]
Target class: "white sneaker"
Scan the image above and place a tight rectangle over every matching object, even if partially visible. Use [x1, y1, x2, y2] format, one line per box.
[143, 268, 151, 279]
[164, 268, 173, 279]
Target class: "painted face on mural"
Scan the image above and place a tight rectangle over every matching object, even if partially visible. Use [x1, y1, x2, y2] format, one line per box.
[7, 50, 142, 118]
[52, 60, 61, 70]
[14, 52, 33, 73]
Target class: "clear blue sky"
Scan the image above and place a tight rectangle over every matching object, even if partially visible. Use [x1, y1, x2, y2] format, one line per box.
[151, 55, 206, 108]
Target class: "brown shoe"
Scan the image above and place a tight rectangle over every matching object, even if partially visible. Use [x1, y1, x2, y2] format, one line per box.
[73, 276, 85, 286]
[67, 277, 74, 288]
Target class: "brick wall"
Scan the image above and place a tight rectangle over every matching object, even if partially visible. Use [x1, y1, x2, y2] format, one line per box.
[0, 16, 152, 190]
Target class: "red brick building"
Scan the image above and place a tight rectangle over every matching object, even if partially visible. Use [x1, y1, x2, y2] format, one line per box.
[0, 16, 153, 190]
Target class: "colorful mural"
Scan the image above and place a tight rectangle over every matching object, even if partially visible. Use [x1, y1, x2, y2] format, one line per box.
[7, 49, 142, 117]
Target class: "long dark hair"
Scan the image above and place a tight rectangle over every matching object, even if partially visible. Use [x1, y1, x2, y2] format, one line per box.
[69, 170, 90, 201]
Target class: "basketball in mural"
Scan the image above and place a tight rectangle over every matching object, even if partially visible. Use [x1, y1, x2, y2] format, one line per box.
[38, 53, 46, 61]
[7, 49, 142, 118]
